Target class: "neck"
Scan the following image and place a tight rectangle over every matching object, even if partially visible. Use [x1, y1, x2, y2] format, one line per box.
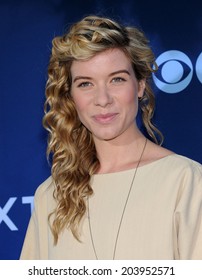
[94, 131, 146, 174]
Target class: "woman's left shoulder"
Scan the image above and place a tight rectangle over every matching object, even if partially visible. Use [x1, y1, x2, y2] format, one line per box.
[147, 141, 201, 170]
[162, 154, 202, 187]
[168, 154, 202, 171]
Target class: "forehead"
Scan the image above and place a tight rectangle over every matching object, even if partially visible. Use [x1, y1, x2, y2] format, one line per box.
[70, 48, 132, 75]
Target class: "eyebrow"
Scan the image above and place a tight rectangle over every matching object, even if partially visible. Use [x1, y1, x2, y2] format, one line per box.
[73, 76, 92, 83]
[109, 70, 131, 77]
[72, 69, 130, 83]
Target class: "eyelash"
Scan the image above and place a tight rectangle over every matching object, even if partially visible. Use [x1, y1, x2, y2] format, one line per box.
[111, 77, 126, 83]
[77, 81, 92, 88]
[77, 77, 126, 88]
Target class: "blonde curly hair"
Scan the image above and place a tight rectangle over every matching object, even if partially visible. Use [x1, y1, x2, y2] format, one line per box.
[43, 15, 163, 244]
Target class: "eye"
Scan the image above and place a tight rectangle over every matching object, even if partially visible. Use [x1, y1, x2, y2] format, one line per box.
[152, 50, 193, 94]
[111, 77, 126, 83]
[77, 81, 93, 88]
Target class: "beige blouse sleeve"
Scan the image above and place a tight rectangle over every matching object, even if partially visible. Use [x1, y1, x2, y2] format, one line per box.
[20, 208, 39, 259]
[20, 177, 52, 260]
[173, 162, 202, 259]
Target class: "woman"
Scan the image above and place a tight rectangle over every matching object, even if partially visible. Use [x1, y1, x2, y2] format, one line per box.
[20, 15, 202, 259]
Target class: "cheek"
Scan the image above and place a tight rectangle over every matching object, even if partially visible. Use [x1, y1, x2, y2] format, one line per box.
[122, 88, 139, 116]
[123, 87, 138, 105]
[72, 94, 86, 111]
[73, 96, 90, 122]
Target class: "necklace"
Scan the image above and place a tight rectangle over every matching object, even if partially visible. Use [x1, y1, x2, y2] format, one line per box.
[87, 138, 148, 260]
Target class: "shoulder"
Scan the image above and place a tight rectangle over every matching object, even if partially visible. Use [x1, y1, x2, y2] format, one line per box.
[34, 176, 55, 205]
[166, 154, 202, 173]
[160, 154, 202, 190]
[31, 176, 58, 215]
[156, 154, 202, 178]
[143, 152, 202, 188]
[145, 140, 202, 175]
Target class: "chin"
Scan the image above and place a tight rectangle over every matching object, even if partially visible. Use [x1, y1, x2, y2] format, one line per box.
[93, 132, 120, 142]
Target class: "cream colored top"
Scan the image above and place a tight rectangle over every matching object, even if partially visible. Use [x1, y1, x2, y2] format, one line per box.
[20, 154, 202, 260]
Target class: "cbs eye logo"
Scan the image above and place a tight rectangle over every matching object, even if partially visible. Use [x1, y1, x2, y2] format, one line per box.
[152, 50, 202, 94]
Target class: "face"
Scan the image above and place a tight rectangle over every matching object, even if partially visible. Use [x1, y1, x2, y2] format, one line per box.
[70, 48, 145, 143]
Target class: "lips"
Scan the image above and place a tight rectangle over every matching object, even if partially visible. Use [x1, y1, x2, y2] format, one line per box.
[93, 113, 118, 124]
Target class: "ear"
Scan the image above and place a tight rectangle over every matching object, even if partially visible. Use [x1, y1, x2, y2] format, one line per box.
[138, 79, 146, 98]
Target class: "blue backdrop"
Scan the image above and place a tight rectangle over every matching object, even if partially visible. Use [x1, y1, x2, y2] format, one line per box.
[0, 0, 202, 259]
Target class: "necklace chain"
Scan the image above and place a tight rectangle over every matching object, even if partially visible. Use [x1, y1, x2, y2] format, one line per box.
[87, 138, 148, 260]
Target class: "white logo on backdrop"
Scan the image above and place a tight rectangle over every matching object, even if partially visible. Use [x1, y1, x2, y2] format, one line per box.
[153, 50, 202, 94]
[0, 196, 33, 231]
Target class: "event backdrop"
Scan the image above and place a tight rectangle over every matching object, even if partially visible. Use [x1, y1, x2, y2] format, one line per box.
[0, 0, 202, 259]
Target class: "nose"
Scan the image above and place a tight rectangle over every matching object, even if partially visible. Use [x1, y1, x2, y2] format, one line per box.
[94, 85, 113, 107]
